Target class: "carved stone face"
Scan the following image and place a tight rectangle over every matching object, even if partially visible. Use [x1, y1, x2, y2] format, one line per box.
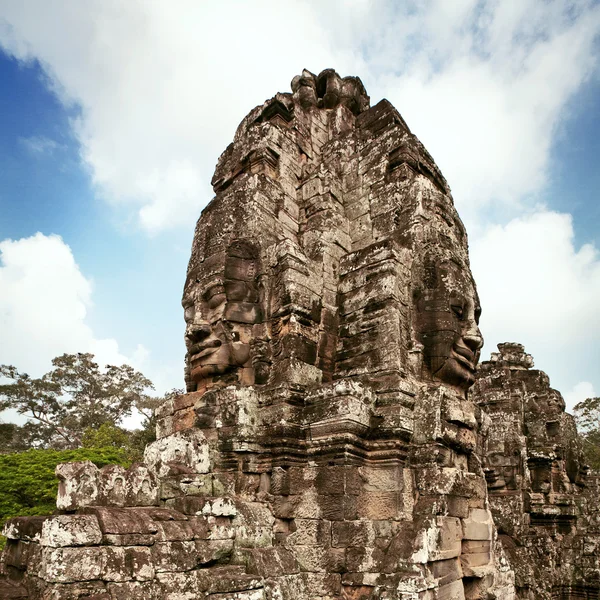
[416, 260, 483, 390]
[184, 242, 263, 391]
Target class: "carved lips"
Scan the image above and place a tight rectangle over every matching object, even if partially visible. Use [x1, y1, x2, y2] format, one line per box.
[189, 339, 222, 361]
[452, 341, 479, 372]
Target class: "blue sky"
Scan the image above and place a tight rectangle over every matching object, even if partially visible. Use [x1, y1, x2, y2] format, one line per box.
[0, 1, 599, 425]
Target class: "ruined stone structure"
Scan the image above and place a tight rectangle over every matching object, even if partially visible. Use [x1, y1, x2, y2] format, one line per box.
[1, 70, 598, 600]
[472, 343, 600, 599]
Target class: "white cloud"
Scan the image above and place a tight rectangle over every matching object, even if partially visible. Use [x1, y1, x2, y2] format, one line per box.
[357, 0, 600, 227]
[0, 1, 598, 232]
[471, 210, 600, 399]
[0, 233, 144, 375]
[18, 134, 61, 155]
[0, 0, 354, 233]
[565, 381, 596, 412]
[0, 233, 176, 426]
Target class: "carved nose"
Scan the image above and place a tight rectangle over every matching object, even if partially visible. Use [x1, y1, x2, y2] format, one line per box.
[186, 323, 211, 343]
[463, 327, 483, 352]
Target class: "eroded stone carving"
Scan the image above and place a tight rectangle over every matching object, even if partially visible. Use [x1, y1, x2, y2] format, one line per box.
[414, 257, 483, 390]
[473, 343, 597, 599]
[184, 239, 267, 391]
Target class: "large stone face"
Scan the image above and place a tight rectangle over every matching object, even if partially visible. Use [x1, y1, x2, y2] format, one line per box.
[1, 69, 597, 600]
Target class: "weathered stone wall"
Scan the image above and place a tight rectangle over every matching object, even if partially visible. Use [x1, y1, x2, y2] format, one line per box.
[472, 343, 599, 599]
[1, 69, 597, 600]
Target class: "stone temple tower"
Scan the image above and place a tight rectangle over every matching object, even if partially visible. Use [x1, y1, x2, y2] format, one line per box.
[5, 69, 596, 600]
[173, 68, 508, 598]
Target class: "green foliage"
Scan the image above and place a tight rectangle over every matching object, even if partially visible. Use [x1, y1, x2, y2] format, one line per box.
[81, 422, 131, 450]
[81, 422, 150, 462]
[0, 355, 177, 549]
[0, 447, 131, 530]
[581, 432, 600, 472]
[574, 397, 600, 471]
[0, 353, 153, 448]
[0, 422, 36, 453]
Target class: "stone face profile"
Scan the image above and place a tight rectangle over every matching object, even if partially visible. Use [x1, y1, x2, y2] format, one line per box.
[1, 69, 598, 600]
[184, 239, 266, 391]
[414, 258, 483, 390]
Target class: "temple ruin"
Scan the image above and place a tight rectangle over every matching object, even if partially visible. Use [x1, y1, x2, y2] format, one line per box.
[1, 69, 598, 600]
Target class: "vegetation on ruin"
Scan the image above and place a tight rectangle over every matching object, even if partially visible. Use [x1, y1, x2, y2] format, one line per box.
[0, 446, 131, 550]
[574, 396, 600, 471]
[0, 352, 176, 549]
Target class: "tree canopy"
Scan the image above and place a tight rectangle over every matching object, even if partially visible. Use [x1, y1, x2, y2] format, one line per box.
[574, 396, 600, 471]
[0, 352, 157, 449]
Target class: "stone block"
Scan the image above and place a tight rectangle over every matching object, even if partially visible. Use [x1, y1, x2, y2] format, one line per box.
[195, 539, 234, 564]
[107, 581, 160, 600]
[135, 506, 188, 522]
[171, 495, 237, 517]
[292, 545, 328, 573]
[56, 461, 99, 510]
[286, 518, 331, 546]
[3, 516, 49, 541]
[152, 540, 197, 572]
[124, 464, 159, 506]
[3, 539, 38, 570]
[154, 519, 196, 541]
[81, 507, 158, 535]
[103, 533, 155, 546]
[233, 502, 274, 548]
[189, 515, 236, 540]
[319, 493, 357, 520]
[207, 571, 264, 594]
[431, 557, 463, 587]
[460, 550, 491, 570]
[357, 492, 402, 520]
[98, 465, 128, 506]
[461, 509, 492, 541]
[245, 547, 298, 576]
[144, 429, 210, 477]
[35, 581, 109, 600]
[412, 517, 462, 563]
[213, 472, 237, 495]
[210, 590, 265, 600]
[102, 546, 154, 582]
[332, 521, 372, 547]
[40, 547, 104, 583]
[40, 515, 102, 548]
[357, 465, 404, 492]
[435, 579, 465, 600]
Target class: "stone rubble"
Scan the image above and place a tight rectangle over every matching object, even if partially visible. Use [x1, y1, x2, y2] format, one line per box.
[1, 69, 597, 600]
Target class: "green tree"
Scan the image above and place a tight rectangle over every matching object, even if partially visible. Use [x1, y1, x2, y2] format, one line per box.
[0, 353, 153, 449]
[0, 422, 38, 453]
[81, 422, 131, 450]
[574, 396, 600, 471]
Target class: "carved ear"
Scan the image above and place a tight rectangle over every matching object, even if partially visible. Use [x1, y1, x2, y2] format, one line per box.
[257, 276, 268, 319]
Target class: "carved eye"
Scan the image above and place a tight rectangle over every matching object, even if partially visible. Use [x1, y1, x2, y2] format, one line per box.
[207, 294, 226, 309]
[451, 304, 464, 319]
